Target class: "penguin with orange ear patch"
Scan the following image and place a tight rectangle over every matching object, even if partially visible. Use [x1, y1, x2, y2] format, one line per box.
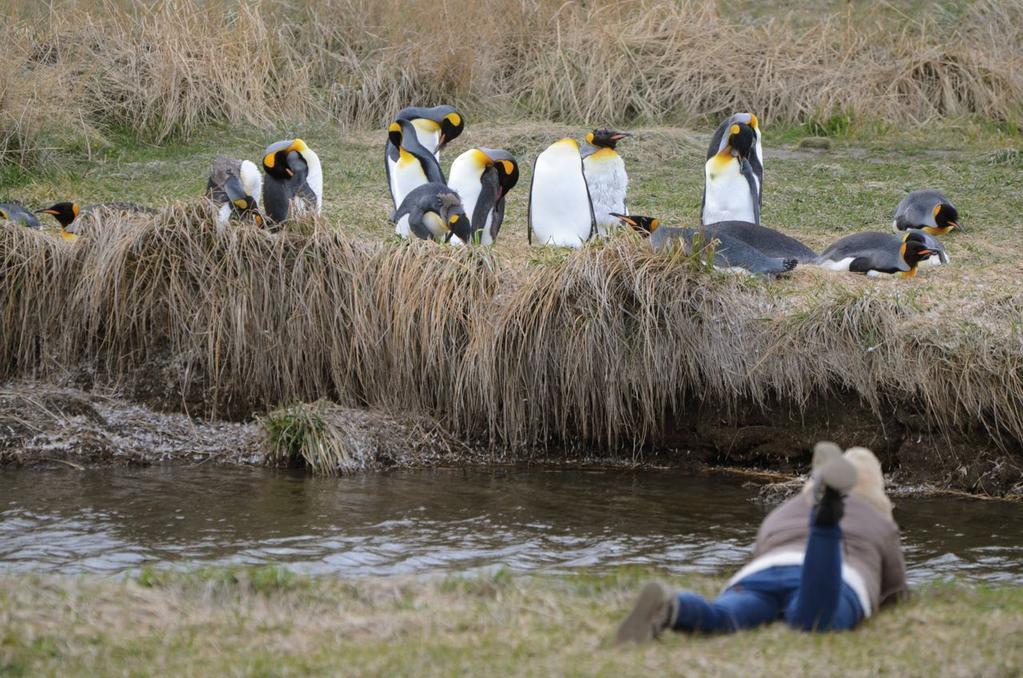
[892, 189, 961, 235]
[36, 202, 81, 240]
[702, 116, 762, 225]
[815, 230, 944, 278]
[581, 129, 631, 236]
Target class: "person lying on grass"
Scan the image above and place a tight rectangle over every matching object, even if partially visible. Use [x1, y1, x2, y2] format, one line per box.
[617, 443, 907, 643]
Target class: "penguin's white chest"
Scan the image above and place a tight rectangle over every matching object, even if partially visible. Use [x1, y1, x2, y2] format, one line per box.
[530, 141, 592, 248]
[447, 164, 484, 230]
[390, 151, 429, 209]
[703, 156, 755, 224]
[583, 150, 628, 237]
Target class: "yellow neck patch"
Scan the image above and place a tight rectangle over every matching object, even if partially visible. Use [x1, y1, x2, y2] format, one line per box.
[412, 119, 440, 134]
[61, 228, 78, 242]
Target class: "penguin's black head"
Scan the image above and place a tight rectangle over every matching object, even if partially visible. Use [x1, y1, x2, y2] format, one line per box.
[586, 129, 632, 150]
[231, 196, 265, 227]
[494, 158, 519, 196]
[933, 202, 960, 233]
[901, 231, 938, 269]
[728, 123, 757, 159]
[439, 110, 464, 147]
[388, 121, 404, 148]
[36, 201, 80, 228]
[263, 149, 295, 181]
[612, 213, 660, 235]
[437, 190, 473, 243]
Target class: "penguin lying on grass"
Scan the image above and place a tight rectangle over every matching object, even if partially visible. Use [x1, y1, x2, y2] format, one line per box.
[391, 182, 472, 243]
[447, 147, 519, 245]
[703, 113, 763, 226]
[529, 138, 595, 248]
[815, 230, 944, 277]
[0, 203, 41, 229]
[36, 201, 155, 240]
[206, 157, 265, 227]
[614, 213, 797, 278]
[893, 189, 961, 235]
[581, 129, 631, 236]
[702, 220, 817, 263]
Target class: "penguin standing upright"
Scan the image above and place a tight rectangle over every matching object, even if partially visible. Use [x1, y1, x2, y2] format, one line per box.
[892, 189, 960, 235]
[392, 105, 464, 162]
[446, 147, 519, 245]
[528, 138, 595, 248]
[0, 203, 41, 229]
[581, 129, 631, 236]
[614, 214, 797, 278]
[206, 157, 264, 226]
[262, 139, 322, 215]
[261, 142, 314, 226]
[386, 119, 447, 218]
[706, 113, 763, 190]
[391, 182, 472, 243]
[702, 120, 761, 225]
[814, 230, 941, 277]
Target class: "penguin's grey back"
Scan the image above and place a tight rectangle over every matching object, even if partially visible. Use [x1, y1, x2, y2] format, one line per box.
[0, 203, 41, 229]
[815, 231, 907, 272]
[650, 225, 796, 276]
[703, 220, 816, 262]
[893, 188, 950, 231]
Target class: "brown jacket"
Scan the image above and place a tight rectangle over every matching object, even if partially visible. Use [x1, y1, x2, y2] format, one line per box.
[740, 494, 907, 615]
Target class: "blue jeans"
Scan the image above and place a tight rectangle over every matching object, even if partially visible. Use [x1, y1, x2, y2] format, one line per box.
[672, 525, 864, 633]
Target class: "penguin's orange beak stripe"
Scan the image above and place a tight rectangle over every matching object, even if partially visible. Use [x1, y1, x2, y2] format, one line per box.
[612, 213, 637, 226]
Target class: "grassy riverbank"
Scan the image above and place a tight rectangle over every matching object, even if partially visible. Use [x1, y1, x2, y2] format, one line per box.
[1, 567, 1020, 676]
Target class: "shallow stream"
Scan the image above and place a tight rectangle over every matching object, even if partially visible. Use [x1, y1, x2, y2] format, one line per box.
[1, 466, 1020, 583]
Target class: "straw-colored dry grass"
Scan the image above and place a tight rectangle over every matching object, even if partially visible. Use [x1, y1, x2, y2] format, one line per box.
[2, 567, 1020, 676]
[1, 203, 1021, 469]
[2, 0, 1022, 169]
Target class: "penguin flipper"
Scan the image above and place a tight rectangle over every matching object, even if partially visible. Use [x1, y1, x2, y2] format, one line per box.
[739, 157, 761, 226]
[581, 156, 597, 241]
[527, 165, 536, 245]
[472, 169, 501, 244]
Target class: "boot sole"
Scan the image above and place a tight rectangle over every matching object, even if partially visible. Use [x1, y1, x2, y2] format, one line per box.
[818, 456, 858, 494]
[615, 581, 673, 645]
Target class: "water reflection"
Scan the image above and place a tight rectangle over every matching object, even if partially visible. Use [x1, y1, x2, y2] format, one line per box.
[0, 466, 1020, 583]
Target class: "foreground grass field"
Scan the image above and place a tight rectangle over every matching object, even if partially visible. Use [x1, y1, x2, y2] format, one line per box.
[1, 567, 1020, 676]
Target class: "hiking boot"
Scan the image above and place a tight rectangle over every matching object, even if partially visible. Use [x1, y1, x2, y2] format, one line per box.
[812, 455, 858, 527]
[615, 581, 676, 645]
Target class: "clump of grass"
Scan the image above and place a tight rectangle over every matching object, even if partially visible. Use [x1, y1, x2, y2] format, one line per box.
[2, 0, 1022, 169]
[1, 211, 1021, 477]
[261, 401, 359, 475]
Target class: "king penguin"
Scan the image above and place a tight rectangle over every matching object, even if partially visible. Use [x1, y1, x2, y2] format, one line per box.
[614, 214, 797, 278]
[391, 182, 472, 243]
[386, 118, 447, 216]
[581, 129, 631, 236]
[446, 147, 519, 245]
[814, 230, 942, 277]
[261, 142, 312, 226]
[392, 105, 464, 162]
[528, 138, 595, 248]
[892, 189, 960, 235]
[706, 113, 763, 191]
[702, 120, 761, 225]
[206, 156, 265, 227]
[702, 220, 817, 263]
[0, 203, 41, 229]
[262, 139, 322, 214]
[37, 201, 157, 241]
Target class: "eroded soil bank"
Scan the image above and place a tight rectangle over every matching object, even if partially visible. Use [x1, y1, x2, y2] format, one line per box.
[1, 381, 1019, 500]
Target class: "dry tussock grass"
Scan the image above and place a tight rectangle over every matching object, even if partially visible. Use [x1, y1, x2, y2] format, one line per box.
[2, 212, 1022, 455]
[2, 0, 1021, 168]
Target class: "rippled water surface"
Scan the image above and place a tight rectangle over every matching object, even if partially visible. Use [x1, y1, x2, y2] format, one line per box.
[1, 466, 1020, 583]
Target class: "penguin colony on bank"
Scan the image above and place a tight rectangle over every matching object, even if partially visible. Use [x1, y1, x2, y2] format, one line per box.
[2, 102, 961, 280]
